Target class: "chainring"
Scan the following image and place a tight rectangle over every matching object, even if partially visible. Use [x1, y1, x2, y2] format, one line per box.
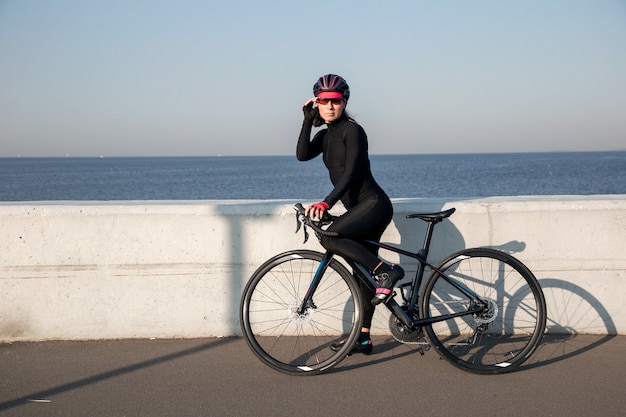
[388, 312, 428, 346]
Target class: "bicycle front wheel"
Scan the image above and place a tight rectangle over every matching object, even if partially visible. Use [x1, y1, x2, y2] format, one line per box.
[421, 248, 546, 374]
[240, 250, 362, 375]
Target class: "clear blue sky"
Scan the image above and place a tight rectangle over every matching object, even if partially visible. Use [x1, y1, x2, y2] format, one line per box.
[1, 0, 625, 157]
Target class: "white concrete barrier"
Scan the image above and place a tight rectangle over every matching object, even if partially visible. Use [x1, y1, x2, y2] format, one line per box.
[1, 196, 624, 342]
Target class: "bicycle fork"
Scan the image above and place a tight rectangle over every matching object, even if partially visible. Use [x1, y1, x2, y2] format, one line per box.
[296, 252, 334, 315]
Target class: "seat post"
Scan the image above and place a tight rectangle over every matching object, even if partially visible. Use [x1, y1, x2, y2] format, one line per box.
[420, 220, 438, 257]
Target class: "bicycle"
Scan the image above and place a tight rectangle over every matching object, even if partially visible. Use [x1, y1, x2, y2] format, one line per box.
[240, 204, 546, 375]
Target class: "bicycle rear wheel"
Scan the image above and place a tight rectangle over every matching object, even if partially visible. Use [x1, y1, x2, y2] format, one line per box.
[240, 250, 362, 375]
[421, 248, 546, 374]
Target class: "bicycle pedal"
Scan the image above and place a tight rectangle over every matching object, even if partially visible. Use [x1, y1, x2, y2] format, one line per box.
[383, 291, 397, 303]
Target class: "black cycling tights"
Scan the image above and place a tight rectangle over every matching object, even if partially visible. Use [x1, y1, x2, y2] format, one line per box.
[319, 196, 393, 328]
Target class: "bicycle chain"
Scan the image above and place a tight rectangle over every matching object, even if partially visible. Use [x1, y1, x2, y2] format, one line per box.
[388, 315, 431, 348]
[390, 332, 431, 347]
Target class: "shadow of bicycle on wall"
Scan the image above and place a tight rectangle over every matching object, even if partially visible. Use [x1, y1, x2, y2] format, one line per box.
[360, 276, 617, 375]
[478, 242, 618, 369]
[367, 243, 618, 373]
[464, 241, 618, 370]
[517, 277, 617, 370]
[438, 240, 618, 370]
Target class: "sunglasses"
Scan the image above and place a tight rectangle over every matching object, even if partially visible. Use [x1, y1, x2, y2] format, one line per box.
[316, 98, 344, 105]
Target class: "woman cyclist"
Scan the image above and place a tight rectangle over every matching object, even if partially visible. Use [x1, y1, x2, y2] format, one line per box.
[296, 74, 404, 354]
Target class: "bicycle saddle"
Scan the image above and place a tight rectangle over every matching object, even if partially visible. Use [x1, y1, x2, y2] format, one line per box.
[406, 207, 456, 223]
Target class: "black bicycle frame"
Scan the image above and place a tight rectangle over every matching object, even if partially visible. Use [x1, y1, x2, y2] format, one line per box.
[298, 246, 486, 331]
[295, 207, 487, 330]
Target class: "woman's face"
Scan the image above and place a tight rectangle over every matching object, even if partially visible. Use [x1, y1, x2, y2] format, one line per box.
[316, 98, 346, 123]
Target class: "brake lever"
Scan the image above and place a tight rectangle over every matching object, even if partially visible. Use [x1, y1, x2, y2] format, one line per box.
[302, 220, 309, 243]
[295, 209, 302, 234]
[294, 208, 310, 244]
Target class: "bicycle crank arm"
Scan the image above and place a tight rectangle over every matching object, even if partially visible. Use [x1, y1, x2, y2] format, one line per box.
[386, 298, 415, 328]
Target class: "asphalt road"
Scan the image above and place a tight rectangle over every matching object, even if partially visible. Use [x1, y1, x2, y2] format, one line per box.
[1, 334, 624, 417]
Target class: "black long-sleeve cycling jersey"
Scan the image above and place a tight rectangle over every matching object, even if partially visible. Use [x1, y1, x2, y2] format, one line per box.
[296, 114, 388, 210]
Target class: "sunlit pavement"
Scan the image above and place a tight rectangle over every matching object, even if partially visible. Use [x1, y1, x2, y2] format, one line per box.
[1, 334, 624, 417]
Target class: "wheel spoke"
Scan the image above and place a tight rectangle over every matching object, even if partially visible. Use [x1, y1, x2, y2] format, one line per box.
[422, 248, 546, 374]
[240, 250, 362, 374]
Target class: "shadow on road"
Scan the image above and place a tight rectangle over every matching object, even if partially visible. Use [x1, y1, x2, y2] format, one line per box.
[0, 337, 237, 412]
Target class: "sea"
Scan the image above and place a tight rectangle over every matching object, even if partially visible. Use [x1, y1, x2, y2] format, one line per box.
[1, 151, 625, 201]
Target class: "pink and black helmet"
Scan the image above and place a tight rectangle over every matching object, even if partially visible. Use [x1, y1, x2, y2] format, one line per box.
[313, 74, 350, 100]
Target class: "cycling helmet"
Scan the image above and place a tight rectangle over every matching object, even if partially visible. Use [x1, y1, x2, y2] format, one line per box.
[313, 74, 350, 100]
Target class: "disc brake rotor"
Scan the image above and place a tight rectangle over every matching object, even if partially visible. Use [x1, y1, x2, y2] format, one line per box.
[473, 299, 498, 324]
[287, 300, 316, 324]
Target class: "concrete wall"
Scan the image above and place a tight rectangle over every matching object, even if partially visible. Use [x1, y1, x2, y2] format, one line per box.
[1, 196, 624, 342]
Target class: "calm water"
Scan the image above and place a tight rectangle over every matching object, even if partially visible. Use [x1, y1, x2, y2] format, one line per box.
[1, 152, 625, 201]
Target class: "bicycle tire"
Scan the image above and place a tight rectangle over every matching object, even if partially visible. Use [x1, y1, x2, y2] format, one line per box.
[240, 250, 362, 375]
[420, 248, 546, 374]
